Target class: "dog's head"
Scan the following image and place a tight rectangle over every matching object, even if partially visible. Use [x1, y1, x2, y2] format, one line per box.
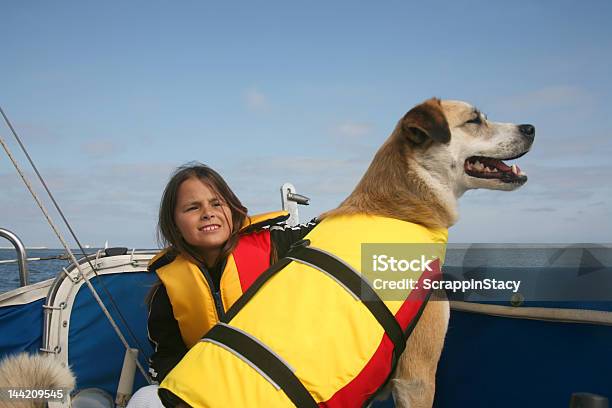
[399, 98, 534, 195]
[324, 97, 535, 227]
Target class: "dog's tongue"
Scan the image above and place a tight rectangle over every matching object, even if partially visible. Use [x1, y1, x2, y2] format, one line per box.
[492, 159, 511, 172]
[497, 160, 524, 176]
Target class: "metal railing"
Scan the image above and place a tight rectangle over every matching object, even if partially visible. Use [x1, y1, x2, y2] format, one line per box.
[0, 228, 29, 286]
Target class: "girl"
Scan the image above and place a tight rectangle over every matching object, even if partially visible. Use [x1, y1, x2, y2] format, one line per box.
[129, 163, 316, 407]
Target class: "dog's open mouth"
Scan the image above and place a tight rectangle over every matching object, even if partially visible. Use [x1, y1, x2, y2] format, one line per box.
[464, 154, 528, 183]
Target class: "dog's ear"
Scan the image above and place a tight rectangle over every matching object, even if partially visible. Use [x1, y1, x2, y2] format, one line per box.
[400, 98, 451, 144]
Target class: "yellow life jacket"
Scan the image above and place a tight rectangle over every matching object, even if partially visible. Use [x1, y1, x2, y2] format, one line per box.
[149, 211, 289, 348]
[159, 214, 448, 407]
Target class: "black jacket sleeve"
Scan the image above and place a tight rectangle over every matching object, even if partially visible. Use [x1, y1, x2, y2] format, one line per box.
[147, 284, 188, 383]
[269, 217, 318, 258]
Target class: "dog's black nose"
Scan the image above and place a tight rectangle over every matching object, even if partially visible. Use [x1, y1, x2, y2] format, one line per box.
[519, 124, 535, 140]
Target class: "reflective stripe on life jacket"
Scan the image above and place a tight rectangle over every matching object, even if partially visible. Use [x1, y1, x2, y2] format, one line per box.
[160, 214, 448, 407]
[150, 211, 289, 348]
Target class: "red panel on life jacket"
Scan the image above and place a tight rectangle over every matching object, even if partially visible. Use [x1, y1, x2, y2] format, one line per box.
[322, 259, 442, 407]
[233, 230, 273, 293]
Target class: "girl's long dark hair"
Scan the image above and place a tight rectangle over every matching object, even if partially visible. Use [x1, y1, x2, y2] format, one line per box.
[147, 162, 248, 305]
[157, 162, 248, 267]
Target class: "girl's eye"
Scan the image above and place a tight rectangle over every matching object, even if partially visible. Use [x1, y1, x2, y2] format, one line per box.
[186, 206, 197, 212]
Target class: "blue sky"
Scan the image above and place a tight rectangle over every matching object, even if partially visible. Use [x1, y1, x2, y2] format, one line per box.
[1, 1, 611, 248]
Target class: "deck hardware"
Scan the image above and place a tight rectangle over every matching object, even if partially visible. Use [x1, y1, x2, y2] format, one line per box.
[510, 293, 524, 307]
[0, 228, 29, 286]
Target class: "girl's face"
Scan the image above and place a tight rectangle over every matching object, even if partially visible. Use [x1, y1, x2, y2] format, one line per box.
[174, 177, 233, 266]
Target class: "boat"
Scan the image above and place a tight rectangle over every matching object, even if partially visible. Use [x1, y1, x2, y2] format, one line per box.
[3, 232, 611, 407]
[0, 110, 610, 407]
[0, 239, 158, 407]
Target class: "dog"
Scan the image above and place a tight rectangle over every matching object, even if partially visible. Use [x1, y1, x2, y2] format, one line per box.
[162, 98, 534, 407]
[0, 352, 75, 408]
[322, 98, 534, 407]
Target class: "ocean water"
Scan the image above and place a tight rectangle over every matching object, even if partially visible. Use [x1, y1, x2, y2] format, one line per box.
[0, 248, 89, 294]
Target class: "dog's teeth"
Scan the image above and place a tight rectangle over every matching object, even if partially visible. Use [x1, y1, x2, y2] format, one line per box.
[492, 168, 498, 172]
[511, 164, 518, 175]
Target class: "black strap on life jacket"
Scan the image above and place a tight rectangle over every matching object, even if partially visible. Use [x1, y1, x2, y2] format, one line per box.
[286, 244, 407, 358]
[204, 324, 318, 408]
[211, 239, 408, 407]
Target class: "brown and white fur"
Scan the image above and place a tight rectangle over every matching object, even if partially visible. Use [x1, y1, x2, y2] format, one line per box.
[323, 98, 534, 407]
[0, 352, 75, 408]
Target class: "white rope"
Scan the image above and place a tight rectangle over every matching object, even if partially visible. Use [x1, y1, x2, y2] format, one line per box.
[0, 134, 151, 383]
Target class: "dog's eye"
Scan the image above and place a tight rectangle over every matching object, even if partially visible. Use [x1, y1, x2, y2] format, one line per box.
[466, 116, 482, 125]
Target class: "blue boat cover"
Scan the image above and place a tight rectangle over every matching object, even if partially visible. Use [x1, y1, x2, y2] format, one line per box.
[0, 299, 44, 356]
[434, 307, 612, 407]
[68, 271, 157, 397]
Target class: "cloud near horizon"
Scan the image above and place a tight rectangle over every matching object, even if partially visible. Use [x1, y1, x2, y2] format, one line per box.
[80, 139, 118, 158]
[332, 121, 373, 140]
[497, 85, 595, 113]
[244, 87, 271, 113]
